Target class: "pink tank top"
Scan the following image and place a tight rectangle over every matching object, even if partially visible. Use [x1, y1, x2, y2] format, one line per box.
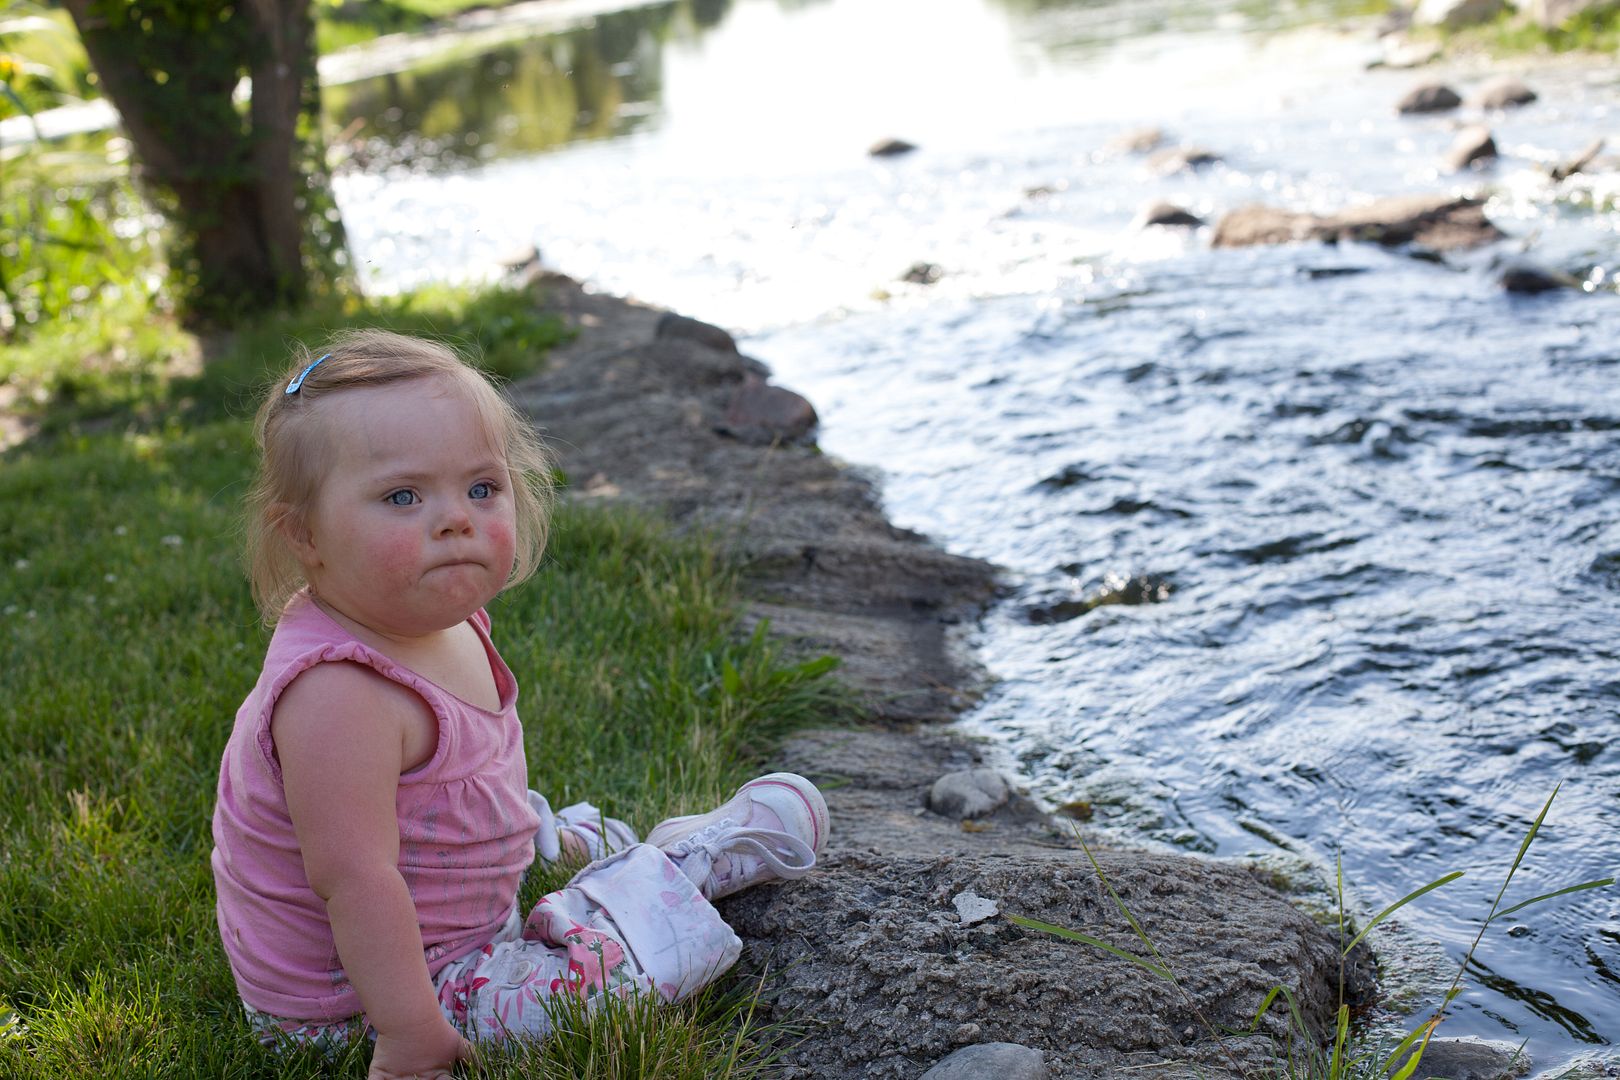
[210, 593, 540, 1021]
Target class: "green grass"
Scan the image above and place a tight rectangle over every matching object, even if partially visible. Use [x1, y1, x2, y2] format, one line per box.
[2, 282, 572, 439]
[0, 294, 850, 1077]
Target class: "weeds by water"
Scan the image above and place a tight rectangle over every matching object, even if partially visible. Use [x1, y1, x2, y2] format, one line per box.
[1011, 786, 1613, 1079]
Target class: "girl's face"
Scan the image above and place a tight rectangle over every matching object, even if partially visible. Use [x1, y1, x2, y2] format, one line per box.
[289, 376, 518, 640]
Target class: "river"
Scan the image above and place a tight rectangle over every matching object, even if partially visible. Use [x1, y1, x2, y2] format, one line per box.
[330, 0, 1620, 1063]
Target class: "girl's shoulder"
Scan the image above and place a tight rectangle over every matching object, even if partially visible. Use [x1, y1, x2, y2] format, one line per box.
[270, 655, 435, 757]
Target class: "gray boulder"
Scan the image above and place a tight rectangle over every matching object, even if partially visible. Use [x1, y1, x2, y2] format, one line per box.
[1446, 125, 1498, 171]
[1398, 82, 1463, 114]
[1472, 76, 1537, 109]
[655, 312, 738, 354]
[721, 848, 1346, 1079]
[929, 769, 1011, 819]
[718, 375, 818, 445]
[921, 1042, 1047, 1080]
[1391, 1037, 1530, 1080]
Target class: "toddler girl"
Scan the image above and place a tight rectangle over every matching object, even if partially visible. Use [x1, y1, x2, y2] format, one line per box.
[210, 329, 828, 1080]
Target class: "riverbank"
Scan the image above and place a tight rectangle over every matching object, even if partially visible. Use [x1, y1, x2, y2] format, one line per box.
[512, 270, 1363, 1079]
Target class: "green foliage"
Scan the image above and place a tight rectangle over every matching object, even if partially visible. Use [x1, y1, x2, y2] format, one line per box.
[0, 4, 92, 119]
[1486, 6, 1620, 53]
[0, 297, 845, 1076]
[0, 3, 160, 339]
[1011, 791, 1614, 1080]
[0, 157, 165, 338]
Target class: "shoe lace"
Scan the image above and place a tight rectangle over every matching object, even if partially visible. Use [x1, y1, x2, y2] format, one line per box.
[673, 820, 817, 885]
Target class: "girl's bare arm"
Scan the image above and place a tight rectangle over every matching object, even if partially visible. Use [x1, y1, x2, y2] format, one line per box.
[273, 662, 471, 1079]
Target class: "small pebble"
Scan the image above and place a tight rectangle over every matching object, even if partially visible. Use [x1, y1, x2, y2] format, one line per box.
[952, 890, 1000, 926]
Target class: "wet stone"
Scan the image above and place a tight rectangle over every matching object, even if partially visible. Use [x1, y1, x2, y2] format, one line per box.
[1107, 126, 1166, 154]
[1390, 1037, 1530, 1080]
[1137, 200, 1204, 227]
[928, 769, 1011, 820]
[903, 261, 945, 284]
[920, 1043, 1048, 1080]
[1446, 125, 1498, 171]
[1397, 81, 1462, 113]
[1147, 145, 1221, 174]
[869, 137, 918, 157]
[1551, 137, 1606, 181]
[1498, 262, 1579, 294]
[1472, 75, 1537, 109]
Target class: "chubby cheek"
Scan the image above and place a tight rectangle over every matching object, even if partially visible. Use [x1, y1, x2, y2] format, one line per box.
[485, 518, 518, 577]
[366, 528, 427, 584]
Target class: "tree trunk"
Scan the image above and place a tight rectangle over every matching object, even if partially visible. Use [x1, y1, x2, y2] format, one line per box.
[61, 0, 315, 318]
[246, 0, 313, 301]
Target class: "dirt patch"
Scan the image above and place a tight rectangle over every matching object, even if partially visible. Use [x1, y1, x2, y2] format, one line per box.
[514, 271, 1348, 1079]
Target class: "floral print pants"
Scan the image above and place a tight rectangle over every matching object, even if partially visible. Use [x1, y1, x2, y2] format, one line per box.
[245, 844, 742, 1046]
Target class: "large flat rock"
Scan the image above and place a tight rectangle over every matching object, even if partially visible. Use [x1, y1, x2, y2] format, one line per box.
[1212, 194, 1504, 252]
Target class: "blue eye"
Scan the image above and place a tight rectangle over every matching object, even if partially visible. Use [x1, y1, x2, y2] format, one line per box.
[469, 481, 494, 500]
[386, 490, 417, 507]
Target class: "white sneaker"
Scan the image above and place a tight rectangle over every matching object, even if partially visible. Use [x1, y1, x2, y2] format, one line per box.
[644, 773, 829, 900]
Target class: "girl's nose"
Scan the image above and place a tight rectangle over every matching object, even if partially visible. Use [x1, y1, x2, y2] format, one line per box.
[437, 505, 474, 536]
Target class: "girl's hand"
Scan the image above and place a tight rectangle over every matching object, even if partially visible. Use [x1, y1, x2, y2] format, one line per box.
[367, 1023, 473, 1080]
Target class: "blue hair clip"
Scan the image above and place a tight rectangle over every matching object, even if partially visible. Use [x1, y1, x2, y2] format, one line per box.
[285, 354, 331, 395]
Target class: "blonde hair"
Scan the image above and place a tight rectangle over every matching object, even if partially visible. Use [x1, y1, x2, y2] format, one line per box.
[243, 329, 553, 624]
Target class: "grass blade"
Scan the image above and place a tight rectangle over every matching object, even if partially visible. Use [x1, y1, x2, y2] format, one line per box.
[1007, 915, 1174, 980]
[1495, 877, 1615, 921]
[1342, 871, 1465, 956]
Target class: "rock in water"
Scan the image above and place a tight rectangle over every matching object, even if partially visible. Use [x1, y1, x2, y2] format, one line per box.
[869, 137, 918, 157]
[1397, 82, 1462, 114]
[903, 262, 945, 284]
[1107, 126, 1166, 154]
[1498, 262, 1579, 293]
[1445, 125, 1498, 171]
[929, 769, 1011, 820]
[1212, 195, 1503, 252]
[1551, 137, 1606, 181]
[1389, 1037, 1531, 1080]
[1147, 145, 1222, 174]
[1472, 75, 1537, 109]
[1137, 200, 1205, 227]
[921, 1043, 1048, 1080]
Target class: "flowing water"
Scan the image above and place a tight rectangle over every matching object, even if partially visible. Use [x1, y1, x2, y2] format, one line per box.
[331, 0, 1620, 1061]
